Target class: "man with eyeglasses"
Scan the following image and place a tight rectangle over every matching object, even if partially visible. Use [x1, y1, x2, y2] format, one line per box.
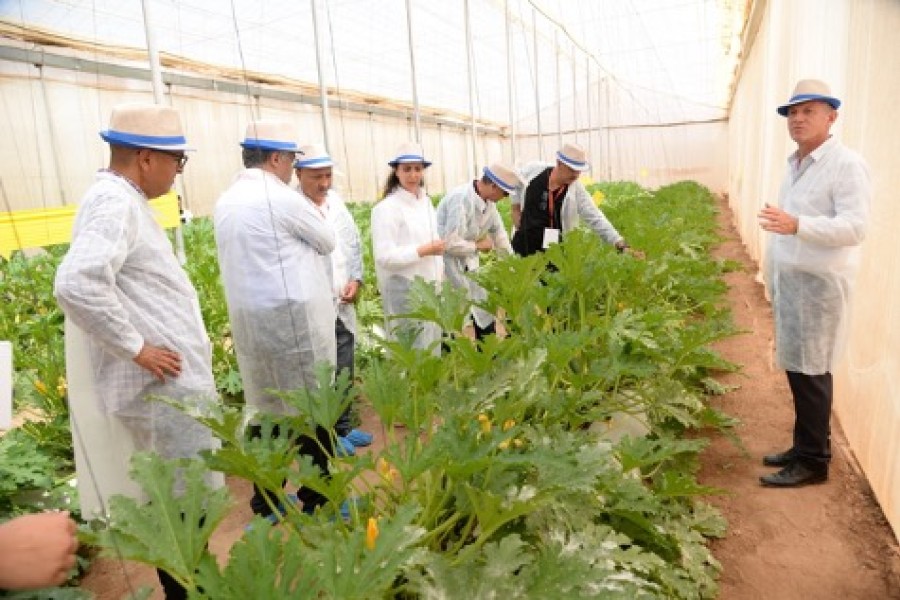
[54, 103, 222, 599]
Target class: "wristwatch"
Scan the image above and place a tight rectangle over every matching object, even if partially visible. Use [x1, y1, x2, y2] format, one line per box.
[615, 240, 629, 253]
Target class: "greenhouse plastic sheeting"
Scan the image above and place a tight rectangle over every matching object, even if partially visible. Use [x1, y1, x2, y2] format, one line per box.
[0, 0, 746, 212]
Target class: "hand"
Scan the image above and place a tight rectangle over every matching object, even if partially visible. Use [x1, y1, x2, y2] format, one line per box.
[133, 343, 182, 382]
[0, 512, 79, 590]
[418, 239, 445, 257]
[340, 280, 361, 303]
[758, 203, 799, 235]
[625, 247, 646, 260]
[475, 237, 494, 252]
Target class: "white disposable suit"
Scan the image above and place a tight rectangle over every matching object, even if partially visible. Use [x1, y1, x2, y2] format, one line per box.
[436, 182, 512, 329]
[371, 186, 443, 351]
[765, 136, 871, 375]
[54, 171, 222, 517]
[214, 168, 336, 415]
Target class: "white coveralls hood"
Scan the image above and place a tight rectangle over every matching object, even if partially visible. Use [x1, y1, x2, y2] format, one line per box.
[215, 168, 337, 415]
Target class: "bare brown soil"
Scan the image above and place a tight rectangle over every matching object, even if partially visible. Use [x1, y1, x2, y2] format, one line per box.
[81, 196, 900, 598]
[699, 196, 900, 599]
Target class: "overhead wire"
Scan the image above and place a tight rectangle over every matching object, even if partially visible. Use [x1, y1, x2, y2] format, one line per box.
[227, 0, 311, 376]
[323, 0, 355, 201]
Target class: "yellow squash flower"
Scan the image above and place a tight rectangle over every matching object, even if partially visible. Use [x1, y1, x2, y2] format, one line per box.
[366, 517, 379, 550]
[477, 413, 492, 434]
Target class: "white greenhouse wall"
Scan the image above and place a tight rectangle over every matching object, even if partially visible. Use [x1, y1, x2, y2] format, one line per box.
[728, 0, 900, 536]
[0, 51, 513, 216]
[514, 120, 728, 193]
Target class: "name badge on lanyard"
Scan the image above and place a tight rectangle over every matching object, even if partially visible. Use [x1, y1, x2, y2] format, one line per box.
[542, 228, 560, 248]
[542, 185, 564, 248]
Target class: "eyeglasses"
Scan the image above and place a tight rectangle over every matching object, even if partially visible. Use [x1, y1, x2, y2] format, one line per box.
[155, 150, 189, 169]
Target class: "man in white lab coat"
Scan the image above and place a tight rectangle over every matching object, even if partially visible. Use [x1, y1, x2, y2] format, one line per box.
[758, 79, 871, 487]
[55, 103, 222, 599]
[214, 122, 336, 518]
[436, 163, 521, 340]
[510, 143, 633, 257]
[293, 144, 373, 454]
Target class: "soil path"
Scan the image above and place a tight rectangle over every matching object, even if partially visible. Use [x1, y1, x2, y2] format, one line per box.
[81, 196, 900, 598]
[699, 196, 900, 599]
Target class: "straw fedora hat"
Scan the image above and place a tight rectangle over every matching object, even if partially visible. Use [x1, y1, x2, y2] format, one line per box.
[388, 142, 432, 168]
[240, 120, 301, 152]
[294, 143, 334, 169]
[777, 79, 841, 116]
[99, 103, 193, 151]
[556, 143, 590, 171]
[482, 163, 522, 194]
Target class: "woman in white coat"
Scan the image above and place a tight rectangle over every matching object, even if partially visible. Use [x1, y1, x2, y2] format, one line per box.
[371, 143, 444, 352]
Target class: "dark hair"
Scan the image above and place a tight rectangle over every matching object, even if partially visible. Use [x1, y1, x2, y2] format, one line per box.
[381, 170, 401, 199]
[480, 173, 493, 186]
[380, 166, 427, 199]
[242, 147, 276, 169]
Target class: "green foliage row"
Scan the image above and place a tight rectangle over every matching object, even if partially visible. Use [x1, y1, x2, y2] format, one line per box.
[84, 180, 741, 599]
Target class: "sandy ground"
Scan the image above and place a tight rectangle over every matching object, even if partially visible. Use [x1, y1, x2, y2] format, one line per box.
[80, 196, 900, 598]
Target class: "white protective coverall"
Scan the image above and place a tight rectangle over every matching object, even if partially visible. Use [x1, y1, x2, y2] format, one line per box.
[323, 190, 364, 336]
[54, 171, 223, 518]
[765, 136, 871, 375]
[371, 186, 443, 351]
[436, 182, 512, 329]
[512, 162, 624, 245]
[214, 168, 336, 416]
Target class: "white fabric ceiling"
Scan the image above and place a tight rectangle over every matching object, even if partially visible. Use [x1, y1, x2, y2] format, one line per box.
[1, 0, 747, 128]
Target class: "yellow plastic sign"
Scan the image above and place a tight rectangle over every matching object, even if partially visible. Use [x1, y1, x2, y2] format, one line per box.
[0, 191, 180, 259]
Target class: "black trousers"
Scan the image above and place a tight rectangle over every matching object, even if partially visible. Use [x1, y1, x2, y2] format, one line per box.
[158, 568, 188, 600]
[156, 513, 207, 599]
[334, 317, 356, 437]
[248, 424, 333, 516]
[473, 319, 496, 341]
[786, 370, 832, 469]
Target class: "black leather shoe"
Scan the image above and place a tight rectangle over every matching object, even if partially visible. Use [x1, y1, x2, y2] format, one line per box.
[759, 461, 827, 487]
[762, 449, 795, 467]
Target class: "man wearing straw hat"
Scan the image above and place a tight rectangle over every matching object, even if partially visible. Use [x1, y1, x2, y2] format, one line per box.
[758, 79, 871, 487]
[214, 121, 337, 519]
[511, 142, 634, 257]
[436, 163, 522, 340]
[293, 143, 373, 455]
[54, 102, 222, 599]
